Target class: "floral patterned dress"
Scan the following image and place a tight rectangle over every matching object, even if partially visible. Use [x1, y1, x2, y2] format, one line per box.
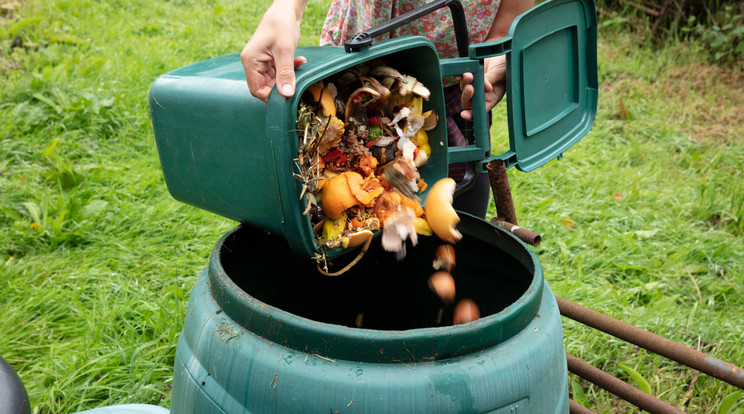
[319, 0, 501, 59]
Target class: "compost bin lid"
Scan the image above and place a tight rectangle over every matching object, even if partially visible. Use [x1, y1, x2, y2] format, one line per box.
[472, 0, 598, 172]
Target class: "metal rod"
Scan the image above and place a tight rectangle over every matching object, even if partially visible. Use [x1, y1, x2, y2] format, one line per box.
[486, 159, 517, 225]
[490, 218, 541, 246]
[569, 399, 596, 414]
[566, 353, 686, 414]
[556, 296, 744, 390]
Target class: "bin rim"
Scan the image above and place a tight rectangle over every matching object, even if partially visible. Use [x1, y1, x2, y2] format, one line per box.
[207, 213, 544, 363]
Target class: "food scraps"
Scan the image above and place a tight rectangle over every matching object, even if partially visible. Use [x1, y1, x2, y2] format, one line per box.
[429, 246, 481, 325]
[428, 270, 456, 303]
[453, 299, 481, 325]
[295, 61, 454, 262]
[424, 178, 462, 243]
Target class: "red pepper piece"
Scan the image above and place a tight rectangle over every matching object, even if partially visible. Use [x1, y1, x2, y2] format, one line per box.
[322, 149, 348, 170]
[322, 149, 343, 163]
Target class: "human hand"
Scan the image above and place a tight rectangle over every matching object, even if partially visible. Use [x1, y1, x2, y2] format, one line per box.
[240, 1, 307, 101]
[459, 54, 507, 121]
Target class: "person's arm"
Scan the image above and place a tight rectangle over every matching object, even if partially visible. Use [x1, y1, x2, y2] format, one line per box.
[240, 0, 309, 101]
[460, 0, 534, 120]
[485, 0, 533, 42]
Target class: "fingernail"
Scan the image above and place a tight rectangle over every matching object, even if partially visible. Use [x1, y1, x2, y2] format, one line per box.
[281, 84, 294, 96]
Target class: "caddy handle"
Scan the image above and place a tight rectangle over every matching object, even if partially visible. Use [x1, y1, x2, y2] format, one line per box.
[438, 58, 490, 195]
[344, 0, 469, 57]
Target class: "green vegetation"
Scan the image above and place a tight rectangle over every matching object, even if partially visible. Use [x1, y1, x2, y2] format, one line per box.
[503, 19, 744, 413]
[595, 0, 744, 68]
[1, 0, 742, 413]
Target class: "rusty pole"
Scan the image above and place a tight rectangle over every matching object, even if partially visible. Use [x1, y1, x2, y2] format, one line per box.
[486, 159, 542, 246]
[566, 353, 687, 414]
[556, 296, 744, 390]
[568, 400, 596, 414]
[490, 218, 542, 246]
[486, 159, 518, 224]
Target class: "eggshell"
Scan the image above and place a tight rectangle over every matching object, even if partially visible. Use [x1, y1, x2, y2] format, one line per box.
[453, 299, 480, 325]
[428, 271, 455, 303]
[432, 244, 456, 272]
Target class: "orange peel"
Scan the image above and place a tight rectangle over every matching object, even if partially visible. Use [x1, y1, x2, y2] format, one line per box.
[306, 84, 336, 117]
[317, 177, 329, 191]
[345, 171, 382, 206]
[321, 171, 386, 220]
[401, 197, 424, 218]
[416, 179, 428, 193]
[307, 84, 323, 101]
[349, 217, 365, 229]
[321, 174, 359, 220]
[424, 178, 462, 243]
[341, 229, 374, 249]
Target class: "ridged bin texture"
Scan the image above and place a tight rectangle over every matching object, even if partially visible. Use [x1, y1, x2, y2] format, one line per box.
[170, 216, 568, 414]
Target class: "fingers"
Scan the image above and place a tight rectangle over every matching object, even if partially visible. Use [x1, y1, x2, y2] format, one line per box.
[254, 85, 274, 101]
[275, 55, 306, 96]
[294, 56, 307, 69]
[240, 3, 304, 101]
[240, 50, 305, 102]
[483, 77, 494, 93]
[460, 82, 474, 121]
[458, 57, 509, 118]
[271, 55, 306, 98]
[271, 53, 297, 98]
[488, 80, 507, 112]
[241, 40, 272, 101]
[458, 72, 474, 91]
[483, 55, 507, 94]
[242, 63, 271, 101]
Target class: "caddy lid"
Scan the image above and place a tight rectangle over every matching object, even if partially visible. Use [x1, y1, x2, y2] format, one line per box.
[472, 0, 598, 172]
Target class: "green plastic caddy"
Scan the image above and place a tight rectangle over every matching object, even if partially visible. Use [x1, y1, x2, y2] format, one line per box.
[150, 0, 597, 261]
[148, 0, 598, 412]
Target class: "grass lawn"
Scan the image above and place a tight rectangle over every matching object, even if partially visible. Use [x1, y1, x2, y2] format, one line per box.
[1, 0, 742, 413]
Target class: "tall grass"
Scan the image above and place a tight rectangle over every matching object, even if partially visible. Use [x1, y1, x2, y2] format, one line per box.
[500, 20, 744, 413]
[1, 0, 743, 413]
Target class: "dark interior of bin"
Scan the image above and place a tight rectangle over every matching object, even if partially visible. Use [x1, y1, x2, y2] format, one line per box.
[220, 221, 534, 330]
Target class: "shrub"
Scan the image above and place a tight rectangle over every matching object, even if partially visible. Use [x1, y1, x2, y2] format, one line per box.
[596, 0, 744, 67]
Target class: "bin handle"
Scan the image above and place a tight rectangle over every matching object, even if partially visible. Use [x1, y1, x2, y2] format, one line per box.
[344, 0, 469, 57]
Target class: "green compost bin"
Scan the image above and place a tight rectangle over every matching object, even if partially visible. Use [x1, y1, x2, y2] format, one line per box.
[149, 0, 597, 261]
[152, 0, 598, 412]
[171, 214, 569, 414]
